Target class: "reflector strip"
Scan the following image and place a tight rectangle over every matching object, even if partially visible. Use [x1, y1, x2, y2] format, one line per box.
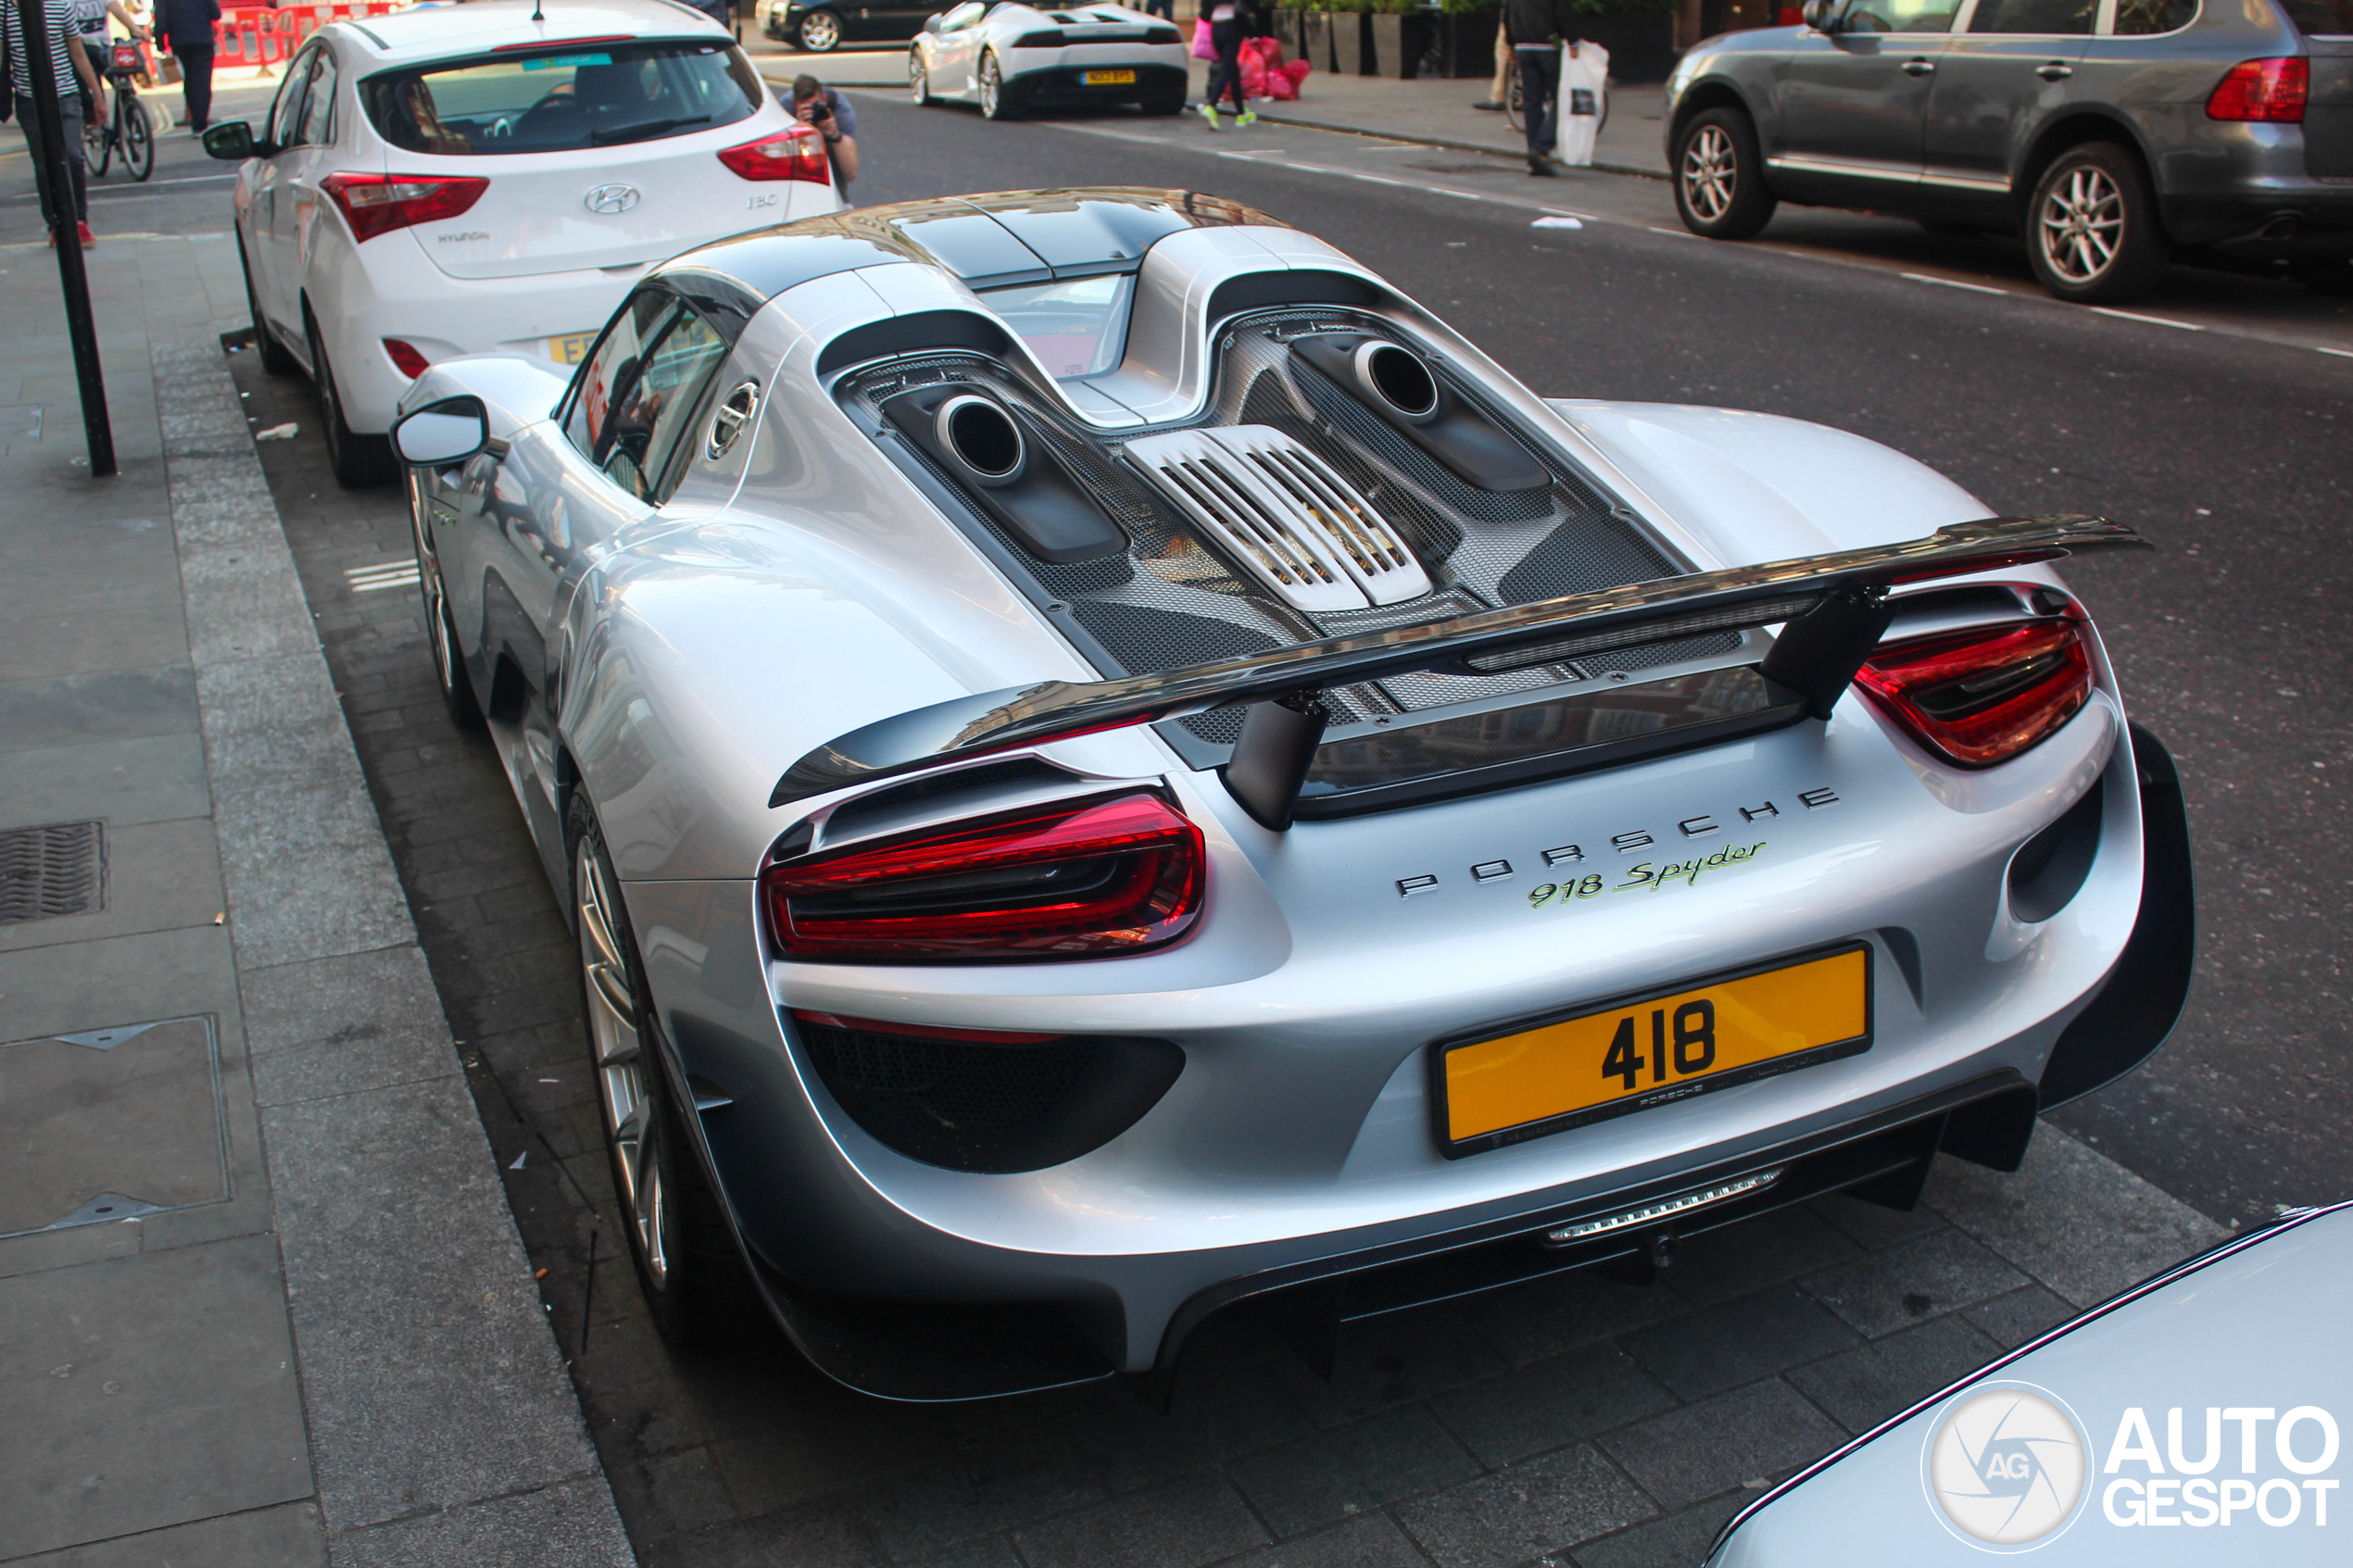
[1545, 1168, 1782, 1246]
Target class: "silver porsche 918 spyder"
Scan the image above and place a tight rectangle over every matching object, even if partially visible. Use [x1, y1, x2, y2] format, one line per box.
[390, 189, 2194, 1402]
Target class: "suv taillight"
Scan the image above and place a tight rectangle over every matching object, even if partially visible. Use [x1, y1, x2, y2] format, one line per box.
[716, 128, 831, 184]
[1855, 619, 2092, 768]
[763, 791, 1205, 962]
[2207, 57, 2307, 122]
[320, 171, 488, 243]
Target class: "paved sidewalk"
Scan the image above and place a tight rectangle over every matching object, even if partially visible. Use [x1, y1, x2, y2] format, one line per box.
[0, 237, 633, 1565]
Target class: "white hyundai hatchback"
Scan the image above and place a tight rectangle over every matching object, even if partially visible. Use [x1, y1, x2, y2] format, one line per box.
[205, 0, 839, 486]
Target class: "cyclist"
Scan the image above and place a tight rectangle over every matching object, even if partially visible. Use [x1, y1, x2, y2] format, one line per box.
[68, 0, 145, 127]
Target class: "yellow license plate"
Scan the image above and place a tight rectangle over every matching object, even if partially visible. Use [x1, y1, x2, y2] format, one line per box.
[1438, 944, 1872, 1157]
[1083, 69, 1137, 84]
[549, 332, 597, 366]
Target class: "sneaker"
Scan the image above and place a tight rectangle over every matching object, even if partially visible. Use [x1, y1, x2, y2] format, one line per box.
[1472, 98, 1504, 110]
[1198, 101, 1219, 130]
[1527, 157, 1556, 177]
[1236, 108, 1257, 127]
[77, 221, 95, 245]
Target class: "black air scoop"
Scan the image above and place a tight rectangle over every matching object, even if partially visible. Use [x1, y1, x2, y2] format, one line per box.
[882, 385, 1128, 563]
[1290, 334, 1551, 495]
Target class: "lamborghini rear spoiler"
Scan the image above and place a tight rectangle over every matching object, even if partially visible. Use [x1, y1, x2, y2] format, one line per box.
[770, 515, 2146, 823]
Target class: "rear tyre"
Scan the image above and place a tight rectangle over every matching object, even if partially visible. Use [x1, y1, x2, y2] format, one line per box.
[569, 796, 770, 1348]
[239, 238, 297, 375]
[910, 48, 931, 106]
[2026, 142, 2166, 305]
[123, 99, 154, 181]
[794, 8, 841, 51]
[307, 313, 398, 489]
[1673, 107, 1776, 241]
[409, 486, 483, 729]
[979, 51, 1017, 119]
[83, 108, 111, 177]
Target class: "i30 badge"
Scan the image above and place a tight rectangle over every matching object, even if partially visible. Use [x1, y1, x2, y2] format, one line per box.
[585, 183, 641, 215]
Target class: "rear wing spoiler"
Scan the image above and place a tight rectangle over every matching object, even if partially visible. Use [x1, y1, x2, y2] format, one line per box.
[771, 515, 2147, 826]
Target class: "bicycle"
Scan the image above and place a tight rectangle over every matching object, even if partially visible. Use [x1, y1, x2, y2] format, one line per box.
[83, 40, 156, 182]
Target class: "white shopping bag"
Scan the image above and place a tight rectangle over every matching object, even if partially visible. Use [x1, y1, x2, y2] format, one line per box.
[1554, 42, 1609, 168]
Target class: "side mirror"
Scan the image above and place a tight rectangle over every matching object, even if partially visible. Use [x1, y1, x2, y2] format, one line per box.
[394, 395, 490, 467]
[924, 13, 943, 31]
[1800, 0, 1837, 29]
[201, 120, 260, 160]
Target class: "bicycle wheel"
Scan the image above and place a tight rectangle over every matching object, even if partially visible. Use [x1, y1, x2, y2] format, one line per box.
[83, 107, 111, 177]
[123, 96, 154, 181]
[1504, 73, 1523, 135]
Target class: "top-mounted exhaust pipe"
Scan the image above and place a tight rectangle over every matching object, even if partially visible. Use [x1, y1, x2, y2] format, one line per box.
[934, 395, 1026, 487]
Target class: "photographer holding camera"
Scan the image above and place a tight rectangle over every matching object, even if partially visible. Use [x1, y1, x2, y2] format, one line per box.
[790, 74, 858, 195]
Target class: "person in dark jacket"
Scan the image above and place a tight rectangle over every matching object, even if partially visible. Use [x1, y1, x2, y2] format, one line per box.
[1503, 0, 1579, 175]
[1198, 0, 1265, 131]
[154, 0, 217, 132]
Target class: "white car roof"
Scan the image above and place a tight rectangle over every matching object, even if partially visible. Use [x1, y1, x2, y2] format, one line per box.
[335, 0, 727, 64]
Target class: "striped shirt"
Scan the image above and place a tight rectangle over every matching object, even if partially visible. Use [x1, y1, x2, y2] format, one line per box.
[5, 0, 82, 94]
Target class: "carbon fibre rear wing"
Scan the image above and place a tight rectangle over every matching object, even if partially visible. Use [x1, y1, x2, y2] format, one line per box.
[771, 515, 2147, 826]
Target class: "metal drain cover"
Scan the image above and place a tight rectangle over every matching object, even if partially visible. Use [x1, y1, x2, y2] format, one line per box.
[0, 820, 104, 924]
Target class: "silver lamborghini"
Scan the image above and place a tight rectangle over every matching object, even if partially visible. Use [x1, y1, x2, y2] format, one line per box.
[389, 189, 2195, 1402]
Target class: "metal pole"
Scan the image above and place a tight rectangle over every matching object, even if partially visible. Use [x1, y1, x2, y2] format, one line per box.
[13, 0, 116, 478]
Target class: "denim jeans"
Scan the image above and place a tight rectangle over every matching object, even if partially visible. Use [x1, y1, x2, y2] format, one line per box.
[19, 90, 90, 225]
[1516, 45, 1561, 159]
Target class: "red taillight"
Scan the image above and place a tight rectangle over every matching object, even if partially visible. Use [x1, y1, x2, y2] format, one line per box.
[763, 791, 1205, 962]
[383, 338, 430, 379]
[717, 128, 831, 184]
[790, 1010, 1064, 1044]
[1856, 619, 2093, 768]
[2207, 56, 2307, 122]
[319, 171, 489, 244]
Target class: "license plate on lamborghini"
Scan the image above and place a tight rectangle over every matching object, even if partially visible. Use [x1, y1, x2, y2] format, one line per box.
[1083, 69, 1136, 84]
[1436, 944, 1872, 1158]
[548, 332, 597, 366]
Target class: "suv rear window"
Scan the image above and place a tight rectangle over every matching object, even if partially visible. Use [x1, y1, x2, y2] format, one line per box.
[362, 41, 762, 156]
[2281, 0, 2353, 31]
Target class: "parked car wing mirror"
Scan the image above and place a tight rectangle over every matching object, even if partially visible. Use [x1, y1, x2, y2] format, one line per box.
[1801, 0, 1837, 29]
[394, 396, 490, 467]
[924, 14, 944, 31]
[201, 121, 261, 160]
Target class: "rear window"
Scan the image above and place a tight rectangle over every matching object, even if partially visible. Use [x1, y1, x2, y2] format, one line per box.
[2281, 0, 2353, 31]
[361, 41, 762, 156]
[978, 273, 1136, 380]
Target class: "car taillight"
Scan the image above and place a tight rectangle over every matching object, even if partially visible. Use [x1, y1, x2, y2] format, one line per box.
[763, 790, 1205, 962]
[1856, 619, 2093, 768]
[320, 171, 488, 243]
[716, 127, 831, 184]
[383, 338, 430, 379]
[2207, 57, 2307, 122]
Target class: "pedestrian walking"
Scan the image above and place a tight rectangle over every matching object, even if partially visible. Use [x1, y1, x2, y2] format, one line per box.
[1197, 0, 1260, 131]
[790, 73, 858, 192]
[1140, 0, 1171, 18]
[5, 0, 104, 245]
[1504, 0, 1579, 175]
[1472, 15, 1508, 111]
[153, 0, 215, 132]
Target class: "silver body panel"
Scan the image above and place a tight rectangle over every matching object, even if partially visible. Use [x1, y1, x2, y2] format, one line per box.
[398, 194, 2164, 1381]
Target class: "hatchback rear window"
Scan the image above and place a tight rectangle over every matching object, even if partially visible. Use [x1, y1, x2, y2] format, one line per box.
[362, 41, 762, 156]
[2281, 0, 2353, 32]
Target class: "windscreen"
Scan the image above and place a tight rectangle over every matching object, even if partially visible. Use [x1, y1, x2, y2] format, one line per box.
[2281, 0, 2353, 31]
[978, 273, 1136, 380]
[362, 41, 763, 156]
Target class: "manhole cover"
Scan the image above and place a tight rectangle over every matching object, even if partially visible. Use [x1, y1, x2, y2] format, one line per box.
[0, 1018, 226, 1237]
[0, 820, 105, 924]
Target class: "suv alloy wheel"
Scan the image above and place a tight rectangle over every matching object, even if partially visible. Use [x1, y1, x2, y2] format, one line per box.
[1674, 107, 1776, 241]
[2027, 142, 2167, 305]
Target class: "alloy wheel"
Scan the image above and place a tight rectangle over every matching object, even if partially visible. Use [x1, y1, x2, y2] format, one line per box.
[576, 837, 666, 1287]
[1681, 125, 1736, 224]
[980, 54, 1002, 118]
[910, 51, 928, 104]
[798, 8, 839, 50]
[2037, 165, 2123, 285]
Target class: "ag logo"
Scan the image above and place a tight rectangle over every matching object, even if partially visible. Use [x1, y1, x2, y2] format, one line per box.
[584, 183, 641, 215]
[1921, 1383, 2091, 1551]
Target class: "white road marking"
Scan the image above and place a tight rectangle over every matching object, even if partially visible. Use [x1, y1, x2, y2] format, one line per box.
[2322, 346, 2353, 359]
[2090, 307, 2203, 331]
[1901, 271, 2009, 296]
[346, 560, 421, 593]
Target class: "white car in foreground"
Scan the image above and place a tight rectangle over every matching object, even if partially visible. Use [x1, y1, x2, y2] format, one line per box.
[910, 1, 1187, 120]
[205, 0, 839, 486]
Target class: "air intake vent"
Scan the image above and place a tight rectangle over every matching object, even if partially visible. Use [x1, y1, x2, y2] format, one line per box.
[1123, 424, 1432, 613]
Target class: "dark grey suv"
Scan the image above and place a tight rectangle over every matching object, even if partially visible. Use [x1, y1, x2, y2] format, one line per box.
[1663, 0, 2353, 301]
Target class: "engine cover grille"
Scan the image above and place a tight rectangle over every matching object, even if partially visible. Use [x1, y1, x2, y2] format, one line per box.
[1123, 425, 1432, 613]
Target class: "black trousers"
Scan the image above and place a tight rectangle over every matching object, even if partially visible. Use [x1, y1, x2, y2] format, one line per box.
[20, 92, 90, 224]
[1205, 19, 1245, 113]
[1516, 45, 1560, 160]
[1141, 0, 1171, 16]
[174, 43, 213, 130]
